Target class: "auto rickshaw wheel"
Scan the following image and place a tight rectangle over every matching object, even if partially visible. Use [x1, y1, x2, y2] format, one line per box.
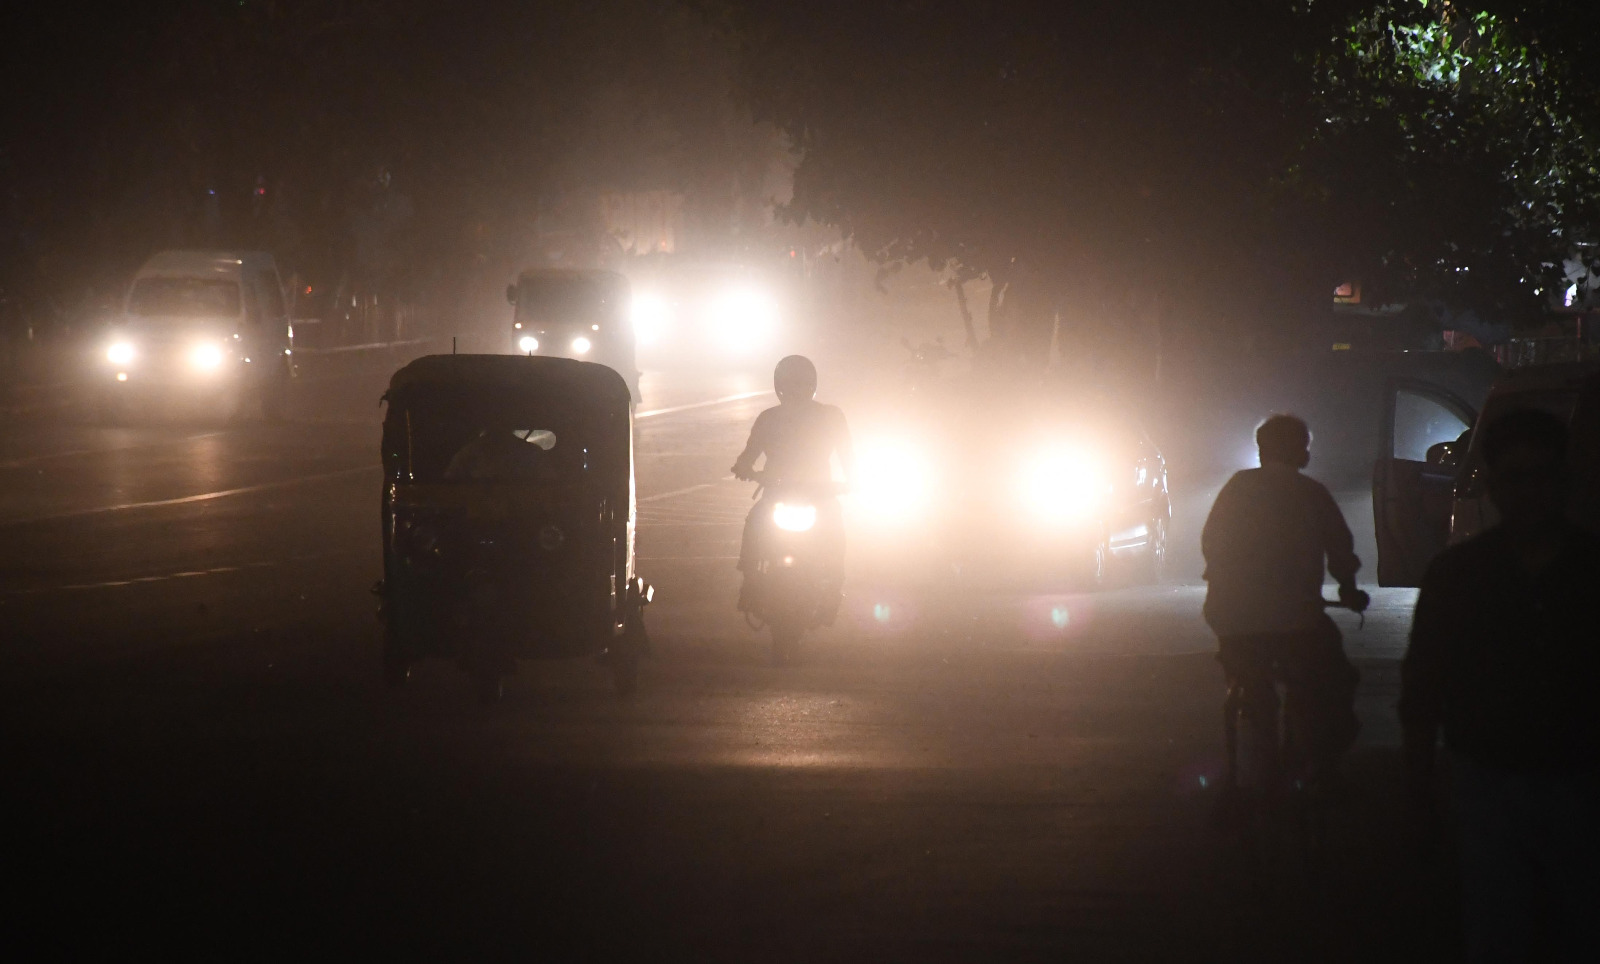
[610, 609, 648, 696]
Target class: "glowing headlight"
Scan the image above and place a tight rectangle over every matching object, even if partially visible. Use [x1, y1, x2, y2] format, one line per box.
[518, 335, 539, 353]
[852, 437, 934, 523]
[772, 501, 817, 532]
[570, 336, 592, 355]
[1019, 447, 1108, 522]
[106, 341, 136, 365]
[630, 293, 671, 344]
[189, 342, 227, 372]
[709, 287, 779, 349]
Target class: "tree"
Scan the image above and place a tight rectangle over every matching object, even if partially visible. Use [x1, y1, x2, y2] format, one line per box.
[721, 0, 1600, 367]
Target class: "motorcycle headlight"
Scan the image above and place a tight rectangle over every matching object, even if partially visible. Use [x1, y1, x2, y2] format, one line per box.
[1019, 447, 1108, 523]
[189, 342, 227, 372]
[772, 501, 817, 532]
[518, 335, 539, 353]
[106, 341, 136, 365]
[570, 336, 592, 355]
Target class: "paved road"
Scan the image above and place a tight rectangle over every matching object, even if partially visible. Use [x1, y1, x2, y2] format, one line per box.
[1, 357, 1457, 960]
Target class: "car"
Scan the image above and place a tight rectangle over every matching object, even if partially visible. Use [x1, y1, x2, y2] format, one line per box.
[1373, 360, 1600, 585]
[99, 250, 293, 422]
[624, 261, 784, 364]
[850, 388, 1170, 589]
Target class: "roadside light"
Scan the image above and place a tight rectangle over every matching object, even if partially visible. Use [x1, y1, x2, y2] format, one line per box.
[189, 342, 226, 372]
[772, 502, 817, 532]
[570, 336, 592, 355]
[106, 341, 136, 365]
[518, 335, 538, 353]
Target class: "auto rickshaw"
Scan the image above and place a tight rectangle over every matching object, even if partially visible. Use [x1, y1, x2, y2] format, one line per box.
[377, 354, 652, 701]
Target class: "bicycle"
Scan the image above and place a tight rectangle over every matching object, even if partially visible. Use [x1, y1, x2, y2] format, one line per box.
[1214, 591, 1369, 877]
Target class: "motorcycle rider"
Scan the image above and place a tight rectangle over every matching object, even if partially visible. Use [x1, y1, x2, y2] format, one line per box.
[1202, 414, 1369, 796]
[731, 355, 854, 614]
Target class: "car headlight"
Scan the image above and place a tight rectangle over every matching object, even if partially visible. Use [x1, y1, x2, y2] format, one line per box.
[1019, 447, 1108, 522]
[709, 287, 778, 348]
[570, 336, 592, 355]
[630, 293, 671, 344]
[106, 341, 136, 365]
[851, 437, 934, 524]
[518, 335, 539, 353]
[189, 342, 227, 372]
[772, 501, 817, 532]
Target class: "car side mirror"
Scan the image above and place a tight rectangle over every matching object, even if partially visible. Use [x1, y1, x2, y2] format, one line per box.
[1425, 441, 1457, 467]
[506, 284, 518, 307]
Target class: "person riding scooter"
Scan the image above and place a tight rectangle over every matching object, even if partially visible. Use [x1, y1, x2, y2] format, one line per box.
[731, 355, 854, 615]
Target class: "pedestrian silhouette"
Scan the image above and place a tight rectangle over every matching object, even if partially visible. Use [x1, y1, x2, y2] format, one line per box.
[1401, 408, 1600, 961]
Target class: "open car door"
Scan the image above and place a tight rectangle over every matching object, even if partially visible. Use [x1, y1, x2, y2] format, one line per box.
[1372, 380, 1476, 587]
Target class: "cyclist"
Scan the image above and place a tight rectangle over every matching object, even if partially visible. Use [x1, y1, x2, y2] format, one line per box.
[731, 355, 854, 613]
[1202, 414, 1368, 801]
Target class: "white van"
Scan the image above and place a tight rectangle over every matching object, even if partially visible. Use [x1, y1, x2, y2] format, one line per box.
[100, 251, 294, 421]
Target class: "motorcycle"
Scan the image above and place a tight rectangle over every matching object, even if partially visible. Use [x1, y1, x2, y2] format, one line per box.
[738, 471, 845, 664]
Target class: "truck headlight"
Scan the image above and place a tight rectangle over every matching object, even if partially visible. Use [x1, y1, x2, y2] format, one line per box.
[106, 341, 136, 365]
[772, 502, 817, 532]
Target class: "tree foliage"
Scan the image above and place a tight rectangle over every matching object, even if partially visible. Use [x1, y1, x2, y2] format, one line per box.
[724, 0, 1600, 351]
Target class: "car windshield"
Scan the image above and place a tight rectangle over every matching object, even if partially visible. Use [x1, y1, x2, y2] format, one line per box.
[128, 278, 242, 319]
[514, 278, 618, 323]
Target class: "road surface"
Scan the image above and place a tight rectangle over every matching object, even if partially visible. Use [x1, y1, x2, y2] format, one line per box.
[0, 355, 1458, 960]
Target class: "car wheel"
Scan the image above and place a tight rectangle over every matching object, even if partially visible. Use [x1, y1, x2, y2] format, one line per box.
[1144, 515, 1169, 584]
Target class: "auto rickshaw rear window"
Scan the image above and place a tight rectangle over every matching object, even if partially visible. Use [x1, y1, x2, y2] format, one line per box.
[396, 398, 599, 484]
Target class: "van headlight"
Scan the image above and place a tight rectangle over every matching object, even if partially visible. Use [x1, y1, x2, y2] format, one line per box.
[189, 342, 227, 372]
[1019, 447, 1108, 523]
[772, 502, 817, 532]
[106, 341, 136, 365]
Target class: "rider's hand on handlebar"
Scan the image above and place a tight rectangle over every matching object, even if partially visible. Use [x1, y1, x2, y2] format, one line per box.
[1339, 585, 1371, 614]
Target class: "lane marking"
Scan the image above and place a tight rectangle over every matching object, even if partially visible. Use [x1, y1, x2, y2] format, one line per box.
[636, 555, 738, 562]
[636, 390, 766, 420]
[1, 549, 368, 595]
[3, 464, 380, 526]
[636, 480, 720, 502]
[0, 431, 227, 470]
